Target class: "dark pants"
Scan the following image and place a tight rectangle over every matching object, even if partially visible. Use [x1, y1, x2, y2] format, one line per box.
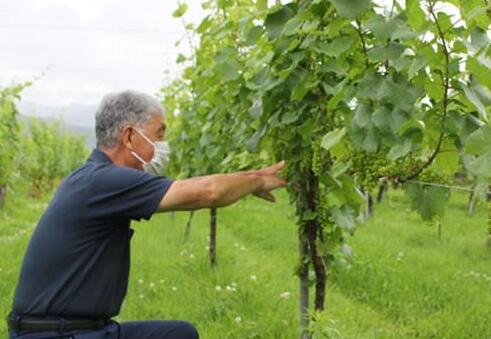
[8, 320, 199, 339]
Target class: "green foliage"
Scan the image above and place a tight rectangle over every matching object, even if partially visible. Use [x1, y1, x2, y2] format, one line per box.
[0, 82, 88, 203]
[163, 0, 491, 314]
[3, 188, 491, 338]
[18, 118, 89, 196]
[328, 0, 372, 19]
[351, 151, 388, 191]
[405, 184, 450, 221]
[321, 128, 346, 151]
[161, 1, 272, 178]
[0, 83, 31, 191]
[172, 3, 188, 18]
[464, 125, 491, 180]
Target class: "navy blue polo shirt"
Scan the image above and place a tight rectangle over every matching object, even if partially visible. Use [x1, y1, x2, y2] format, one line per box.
[11, 149, 174, 318]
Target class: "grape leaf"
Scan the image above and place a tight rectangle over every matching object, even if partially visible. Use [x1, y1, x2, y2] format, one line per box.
[465, 126, 491, 155]
[172, 3, 188, 18]
[265, 4, 296, 39]
[388, 139, 412, 160]
[406, 0, 427, 30]
[405, 184, 449, 221]
[246, 124, 267, 153]
[328, 0, 372, 19]
[321, 128, 346, 151]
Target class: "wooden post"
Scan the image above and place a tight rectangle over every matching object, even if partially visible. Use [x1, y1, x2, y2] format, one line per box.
[184, 211, 195, 241]
[209, 208, 218, 267]
[0, 186, 5, 209]
[299, 235, 310, 339]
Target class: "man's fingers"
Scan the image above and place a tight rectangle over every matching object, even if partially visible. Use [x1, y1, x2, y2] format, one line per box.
[264, 191, 276, 202]
[272, 176, 287, 188]
[272, 160, 286, 173]
[253, 191, 276, 202]
[275, 160, 286, 169]
[257, 160, 287, 176]
[261, 176, 287, 191]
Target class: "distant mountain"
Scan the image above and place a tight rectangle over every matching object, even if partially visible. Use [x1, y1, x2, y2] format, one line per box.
[18, 113, 96, 149]
[18, 101, 97, 128]
[17, 101, 97, 148]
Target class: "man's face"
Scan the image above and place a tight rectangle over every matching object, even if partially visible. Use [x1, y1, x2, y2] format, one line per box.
[127, 113, 166, 169]
[141, 113, 167, 143]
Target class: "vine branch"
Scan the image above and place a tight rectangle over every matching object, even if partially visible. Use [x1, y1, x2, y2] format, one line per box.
[402, 2, 451, 182]
[355, 18, 370, 68]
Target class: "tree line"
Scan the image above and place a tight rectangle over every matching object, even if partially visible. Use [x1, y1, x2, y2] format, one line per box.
[0, 82, 89, 206]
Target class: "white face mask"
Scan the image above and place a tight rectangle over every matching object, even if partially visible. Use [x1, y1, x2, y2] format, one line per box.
[130, 128, 171, 175]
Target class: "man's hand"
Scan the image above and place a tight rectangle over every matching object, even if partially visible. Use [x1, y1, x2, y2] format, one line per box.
[158, 161, 287, 211]
[251, 161, 287, 203]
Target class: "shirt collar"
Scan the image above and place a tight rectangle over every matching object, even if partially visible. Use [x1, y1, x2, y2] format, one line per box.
[88, 148, 113, 164]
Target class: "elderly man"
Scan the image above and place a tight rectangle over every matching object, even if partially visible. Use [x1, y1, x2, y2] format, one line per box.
[7, 90, 286, 339]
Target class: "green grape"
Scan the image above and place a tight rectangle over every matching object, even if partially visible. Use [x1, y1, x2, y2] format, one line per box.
[419, 168, 452, 186]
[299, 148, 312, 173]
[351, 151, 388, 191]
[379, 156, 426, 183]
[315, 189, 331, 227]
[312, 142, 323, 177]
[280, 161, 296, 180]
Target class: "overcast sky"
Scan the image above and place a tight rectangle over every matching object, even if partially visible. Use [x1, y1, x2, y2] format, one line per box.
[0, 0, 460, 123]
[0, 0, 204, 110]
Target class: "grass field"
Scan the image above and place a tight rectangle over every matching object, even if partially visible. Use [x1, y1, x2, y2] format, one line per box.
[1, 182, 491, 338]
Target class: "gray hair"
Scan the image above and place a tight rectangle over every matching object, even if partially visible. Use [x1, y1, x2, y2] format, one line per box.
[95, 90, 164, 149]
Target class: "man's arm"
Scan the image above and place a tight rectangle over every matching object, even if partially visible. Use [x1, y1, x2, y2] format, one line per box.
[157, 161, 286, 212]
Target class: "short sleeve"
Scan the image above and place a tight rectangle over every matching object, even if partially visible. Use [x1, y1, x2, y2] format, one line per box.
[87, 164, 174, 221]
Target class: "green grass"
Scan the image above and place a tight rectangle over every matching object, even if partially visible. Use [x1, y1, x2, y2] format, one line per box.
[0, 182, 53, 335]
[332, 191, 491, 338]
[1, 183, 490, 338]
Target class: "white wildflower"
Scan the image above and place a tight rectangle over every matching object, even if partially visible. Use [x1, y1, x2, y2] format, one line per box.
[341, 244, 353, 257]
[280, 291, 291, 299]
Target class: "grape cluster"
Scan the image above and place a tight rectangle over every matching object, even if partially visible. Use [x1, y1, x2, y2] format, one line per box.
[280, 160, 296, 180]
[299, 148, 312, 172]
[315, 189, 346, 253]
[379, 157, 452, 186]
[312, 142, 323, 177]
[277, 140, 329, 180]
[315, 189, 331, 227]
[419, 168, 452, 185]
[351, 151, 388, 191]
[379, 157, 425, 182]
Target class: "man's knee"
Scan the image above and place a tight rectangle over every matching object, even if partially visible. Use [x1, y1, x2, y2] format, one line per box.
[120, 320, 199, 339]
[173, 321, 199, 339]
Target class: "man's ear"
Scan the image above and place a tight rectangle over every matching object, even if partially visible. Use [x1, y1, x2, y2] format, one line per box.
[121, 125, 135, 150]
